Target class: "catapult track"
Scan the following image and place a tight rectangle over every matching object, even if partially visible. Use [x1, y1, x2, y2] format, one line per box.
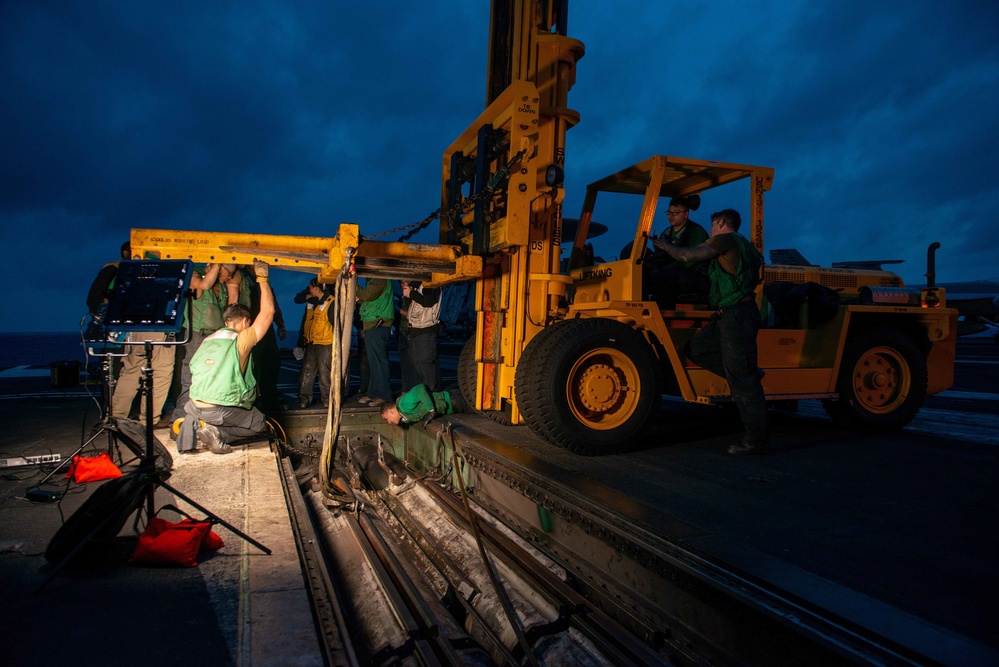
[269, 406, 976, 666]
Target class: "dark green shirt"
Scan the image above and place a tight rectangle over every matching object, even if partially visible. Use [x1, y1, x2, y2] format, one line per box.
[706, 233, 762, 309]
[396, 384, 454, 422]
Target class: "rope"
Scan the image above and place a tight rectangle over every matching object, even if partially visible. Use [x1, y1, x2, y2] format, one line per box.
[319, 253, 357, 494]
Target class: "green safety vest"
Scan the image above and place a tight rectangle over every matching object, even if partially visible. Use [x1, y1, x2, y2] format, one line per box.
[190, 328, 257, 409]
[190, 285, 228, 332]
[359, 279, 396, 327]
[708, 233, 763, 309]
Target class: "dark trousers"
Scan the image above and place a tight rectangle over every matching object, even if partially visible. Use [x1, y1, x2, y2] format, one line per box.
[177, 401, 267, 452]
[299, 343, 332, 406]
[688, 301, 768, 446]
[253, 327, 283, 412]
[364, 326, 392, 401]
[397, 326, 418, 393]
[357, 330, 369, 393]
[409, 329, 440, 392]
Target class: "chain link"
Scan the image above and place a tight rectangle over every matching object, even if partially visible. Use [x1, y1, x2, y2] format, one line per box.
[363, 206, 442, 242]
[363, 151, 526, 242]
[282, 439, 321, 459]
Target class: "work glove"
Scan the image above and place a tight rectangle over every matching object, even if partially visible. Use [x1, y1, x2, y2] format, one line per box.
[293, 347, 305, 361]
[253, 259, 269, 279]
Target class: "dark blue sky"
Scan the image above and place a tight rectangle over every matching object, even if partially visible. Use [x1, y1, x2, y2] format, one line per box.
[2, 1, 997, 332]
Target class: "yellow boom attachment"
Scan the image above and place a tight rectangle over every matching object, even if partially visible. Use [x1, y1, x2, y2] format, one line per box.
[130, 224, 482, 286]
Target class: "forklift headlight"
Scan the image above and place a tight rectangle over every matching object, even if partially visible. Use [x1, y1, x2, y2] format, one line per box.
[545, 164, 564, 187]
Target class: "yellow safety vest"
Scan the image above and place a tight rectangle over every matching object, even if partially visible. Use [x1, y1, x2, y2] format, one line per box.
[303, 295, 335, 345]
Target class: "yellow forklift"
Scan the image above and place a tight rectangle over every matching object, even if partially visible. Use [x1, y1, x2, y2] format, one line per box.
[438, 2, 957, 453]
[508, 155, 957, 452]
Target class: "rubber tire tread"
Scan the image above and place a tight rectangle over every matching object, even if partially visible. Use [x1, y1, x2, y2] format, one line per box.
[514, 318, 661, 455]
[457, 337, 477, 409]
[823, 325, 927, 431]
[457, 336, 512, 426]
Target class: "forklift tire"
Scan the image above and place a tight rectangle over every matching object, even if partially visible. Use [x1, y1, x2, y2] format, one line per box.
[823, 326, 927, 431]
[457, 336, 513, 426]
[457, 337, 477, 408]
[515, 319, 661, 454]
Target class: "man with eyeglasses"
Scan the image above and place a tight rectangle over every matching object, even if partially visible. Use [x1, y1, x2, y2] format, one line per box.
[647, 196, 710, 308]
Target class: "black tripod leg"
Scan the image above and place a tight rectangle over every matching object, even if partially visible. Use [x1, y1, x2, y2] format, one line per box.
[38, 426, 109, 485]
[40, 422, 142, 485]
[157, 479, 272, 554]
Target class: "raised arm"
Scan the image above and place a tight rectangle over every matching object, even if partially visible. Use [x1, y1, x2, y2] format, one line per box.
[250, 260, 275, 343]
[190, 263, 220, 291]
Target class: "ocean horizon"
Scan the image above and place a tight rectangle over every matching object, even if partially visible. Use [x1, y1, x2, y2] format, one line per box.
[0, 330, 303, 370]
[0, 332, 93, 369]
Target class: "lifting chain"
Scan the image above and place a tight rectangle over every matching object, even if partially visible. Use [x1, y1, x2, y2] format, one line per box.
[363, 150, 526, 242]
[282, 438, 321, 459]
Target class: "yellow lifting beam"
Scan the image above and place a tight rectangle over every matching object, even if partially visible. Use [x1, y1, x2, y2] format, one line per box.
[130, 224, 482, 286]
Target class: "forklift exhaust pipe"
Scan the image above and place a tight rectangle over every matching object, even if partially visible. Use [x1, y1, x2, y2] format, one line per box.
[925, 241, 940, 288]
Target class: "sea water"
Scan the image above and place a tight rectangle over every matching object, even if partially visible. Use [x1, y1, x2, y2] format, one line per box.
[0, 332, 92, 369]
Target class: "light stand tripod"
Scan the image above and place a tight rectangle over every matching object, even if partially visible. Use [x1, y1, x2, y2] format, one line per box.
[39, 338, 138, 486]
[40, 260, 271, 591]
[130, 338, 271, 549]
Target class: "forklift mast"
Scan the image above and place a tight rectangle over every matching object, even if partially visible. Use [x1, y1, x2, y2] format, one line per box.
[443, 0, 583, 420]
[486, 0, 570, 105]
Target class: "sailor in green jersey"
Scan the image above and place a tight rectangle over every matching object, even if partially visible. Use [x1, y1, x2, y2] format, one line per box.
[379, 383, 466, 426]
[653, 207, 768, 455]
[356, 278, 396, 406]
[176, 259, 274, 455]
[648, 196, 710, 309]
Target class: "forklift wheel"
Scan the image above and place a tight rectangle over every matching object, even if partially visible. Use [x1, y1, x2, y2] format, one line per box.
[516, 318, 661, 454]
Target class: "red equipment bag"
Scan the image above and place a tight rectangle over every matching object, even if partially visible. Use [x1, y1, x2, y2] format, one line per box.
[179, 518, 225, 551]
[129, 516, 223, 567]
[65, 452, 122, 483]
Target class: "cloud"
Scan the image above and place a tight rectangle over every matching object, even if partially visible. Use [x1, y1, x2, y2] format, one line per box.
[1, 0, 997, 332]
[570, 1, 999, 284]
